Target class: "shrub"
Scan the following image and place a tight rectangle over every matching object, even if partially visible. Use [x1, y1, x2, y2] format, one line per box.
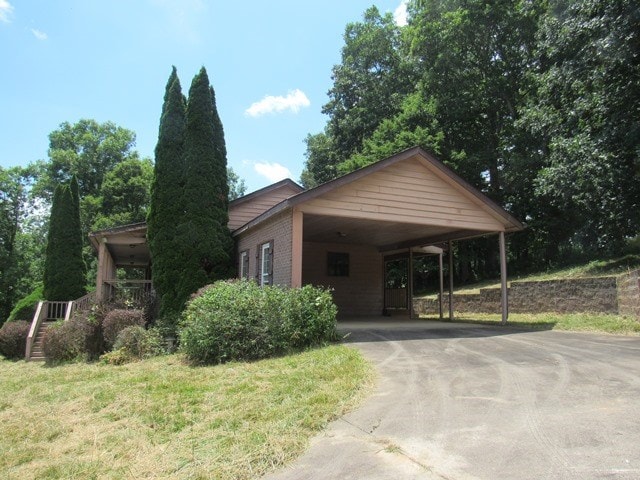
[102, 309, 145, 348]
[7, 285, 44, 323]
[179, 280, 337, 365]
[0, 320, 31, 359]
[42, 318, 92, 363]
[70, 303, 111, 360]
[113, 326, 164, 359]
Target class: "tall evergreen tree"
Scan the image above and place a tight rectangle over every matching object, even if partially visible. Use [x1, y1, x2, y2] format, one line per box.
[173, 67, 233, 313]
[148, 67, 187, 323]
[43, 177, 86, 301]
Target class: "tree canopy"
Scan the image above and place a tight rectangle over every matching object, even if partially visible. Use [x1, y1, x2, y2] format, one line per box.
[303, 0, 640, 275]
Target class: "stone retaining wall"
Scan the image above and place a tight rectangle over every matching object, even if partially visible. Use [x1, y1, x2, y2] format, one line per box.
[414, 271, 640, 319]
[618, 269, 640, 319]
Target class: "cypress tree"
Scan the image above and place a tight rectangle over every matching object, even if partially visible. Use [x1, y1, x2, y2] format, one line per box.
[173, 67, 233, 311]
[43, 177, 86, 301]
[148, 67, 187, 324]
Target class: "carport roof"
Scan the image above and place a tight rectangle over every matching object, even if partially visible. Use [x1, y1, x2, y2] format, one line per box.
[232, 147, 524, 249]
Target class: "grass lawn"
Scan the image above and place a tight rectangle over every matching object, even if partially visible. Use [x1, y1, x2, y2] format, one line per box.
[442, 312, 640, 335]
[0, 346, 373, 480]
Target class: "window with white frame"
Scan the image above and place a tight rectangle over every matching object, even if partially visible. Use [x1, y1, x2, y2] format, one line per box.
[257, 240, 273, 287]
[239, 250, 249, 280]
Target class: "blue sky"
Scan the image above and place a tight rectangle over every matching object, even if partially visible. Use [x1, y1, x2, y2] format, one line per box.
[1, 0, 407, 193]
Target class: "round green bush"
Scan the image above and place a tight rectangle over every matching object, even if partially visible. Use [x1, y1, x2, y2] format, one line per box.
[102, 309, 145, 348]
[179, 280, 337, 365]
[0, 320, 31, 359]
[7, 285, 43, 323]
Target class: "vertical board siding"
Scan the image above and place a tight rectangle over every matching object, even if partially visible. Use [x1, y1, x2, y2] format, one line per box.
[229, 184, 301, 231]
[235, 210, 293, 287]
[301, 158, 505, 231]
[302, 242, 383, 317]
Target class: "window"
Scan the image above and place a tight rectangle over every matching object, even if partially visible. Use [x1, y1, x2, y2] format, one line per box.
[239, 250, 249, 280]
[256, 241, 273, 286]
[327, 252, 349, 277]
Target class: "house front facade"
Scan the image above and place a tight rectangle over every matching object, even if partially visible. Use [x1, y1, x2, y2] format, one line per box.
[90, 147, 523, 319]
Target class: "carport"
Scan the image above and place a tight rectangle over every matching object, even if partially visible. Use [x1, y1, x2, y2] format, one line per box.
[283, 148, 524, 322]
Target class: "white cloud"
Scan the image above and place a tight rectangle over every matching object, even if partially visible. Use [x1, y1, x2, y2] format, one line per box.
[394, 1, 408, 27]
[0, 0, 14, 23]
[31, 28, 47, 40]
[254, 162, 292, 183]
[245, 89, 310, 117]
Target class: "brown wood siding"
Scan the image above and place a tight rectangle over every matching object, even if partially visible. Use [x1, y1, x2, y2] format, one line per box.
[229, 184, 301, 231]
[299, 158, 505, 231]
[302, 242, 383, 317]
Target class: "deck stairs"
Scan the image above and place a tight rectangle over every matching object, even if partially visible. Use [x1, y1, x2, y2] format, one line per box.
[28, 321, 56, 361]
[25, 293, 95, 361]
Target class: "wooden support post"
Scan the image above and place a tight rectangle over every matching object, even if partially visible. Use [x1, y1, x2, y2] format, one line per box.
[448, 240, 454, 321]
[409, 249, 414, 319]
[96, 240, 108, 302]
[291, 209, 303, 288]
[439, 252, 444, 320]
[499, 231, 508, 325]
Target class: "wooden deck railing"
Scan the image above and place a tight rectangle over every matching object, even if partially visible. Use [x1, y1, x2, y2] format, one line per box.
[103, 280, 153, 308]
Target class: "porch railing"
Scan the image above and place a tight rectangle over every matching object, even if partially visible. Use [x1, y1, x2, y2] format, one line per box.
[384, 287, 408, 309]
[103, 280, 153, 308]
[25, 300, 73, 361]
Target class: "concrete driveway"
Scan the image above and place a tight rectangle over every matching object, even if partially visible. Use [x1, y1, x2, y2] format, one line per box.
[265, 320, 640, 480]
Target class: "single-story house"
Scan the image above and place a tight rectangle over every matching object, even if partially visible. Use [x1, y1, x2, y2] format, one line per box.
[89, 147, 523, 321]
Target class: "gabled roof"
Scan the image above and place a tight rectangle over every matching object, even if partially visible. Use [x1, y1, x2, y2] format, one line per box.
[233, 147, 524, 238]
[229, 178, 304, 207]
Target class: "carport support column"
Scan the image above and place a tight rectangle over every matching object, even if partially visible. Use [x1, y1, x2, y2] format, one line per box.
[439, 252, 444, 320]
[291, 209, 303, 288]
[448, 240, 454, 321]
[499, 231, 508, 324]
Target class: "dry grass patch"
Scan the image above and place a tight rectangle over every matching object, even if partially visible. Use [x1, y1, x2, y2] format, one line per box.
[0, 346, 373, 479]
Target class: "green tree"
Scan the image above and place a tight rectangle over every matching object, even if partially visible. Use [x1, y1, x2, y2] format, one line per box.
[0, 167, 31, 323]
[522, 0, 640, 255]
[148, 67, 187, 324]
[36, 119, 139, 201]
[302, 6, 414, 186]
[227, 166, 247, 201]
[173, 67, 233, 316]
[43, 177, 86, 301]
[91, 157, 154, 230]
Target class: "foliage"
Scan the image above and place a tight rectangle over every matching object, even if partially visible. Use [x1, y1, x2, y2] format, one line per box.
[101, 326, 164, 364]
[0, 320, 30, 359]
[147, 67, 187, 326]
[0, 166, 35, 324]
[90, 157, 153, 231]
[174, 68, 234, 315]
[102, 309, 145, 349]
[179, 280, 338, 365]
[301, 6, 415, 185]
[34, 119, 139, 202]
[7, 284, 43, 323]
[303, 0, 639, 275]
[42, 318, 91, 363]
[227, 166, 247, 200]
[0, 347, 371, 479]
[520, 0, 640, 255]
[43, 177, 86, 301]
